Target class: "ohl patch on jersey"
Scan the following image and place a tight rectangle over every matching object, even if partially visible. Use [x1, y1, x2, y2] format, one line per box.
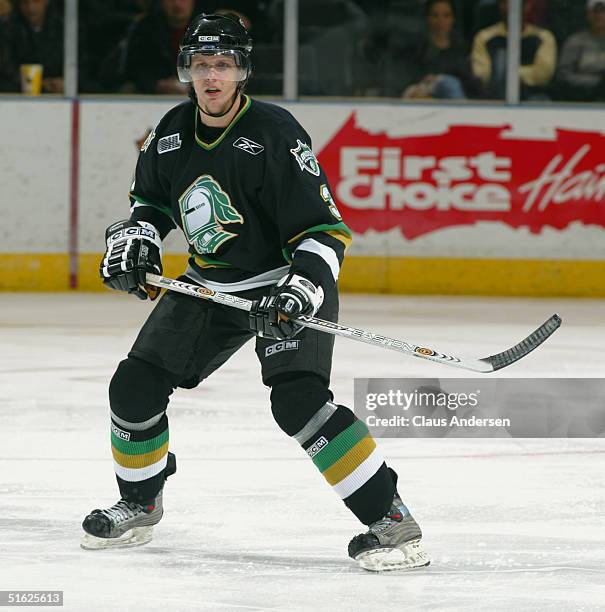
[179, 174, 243, 254]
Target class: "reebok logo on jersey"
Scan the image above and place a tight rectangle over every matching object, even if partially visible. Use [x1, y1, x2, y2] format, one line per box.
[306, 436, 328, 458]
[233, 137, 264, 155]
[158, 133, 182, 154]
[265, 340, 300, 357]
[111, 422, 130, 441]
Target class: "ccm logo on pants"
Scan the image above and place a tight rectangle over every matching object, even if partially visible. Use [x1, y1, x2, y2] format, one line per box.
[265, 340, 300, 357]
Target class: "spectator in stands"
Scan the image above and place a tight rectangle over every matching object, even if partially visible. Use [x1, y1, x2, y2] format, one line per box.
[471, 0, 557, 99]
[470, 0, 546, 34]
[556, 0, 605, 101]
[124, 0, 196, 94]
[216, 8, 251, 32]
[402, 0, 476, 100]
[84, 0, 151, 91]
[0, 0, 12, 17]
[545, 0, 588, 49]
[0, 0, 64, 92]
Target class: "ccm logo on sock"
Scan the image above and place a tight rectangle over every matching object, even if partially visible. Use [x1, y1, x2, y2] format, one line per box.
[111, 423, 131, 441]
[306, 436, 328, 458]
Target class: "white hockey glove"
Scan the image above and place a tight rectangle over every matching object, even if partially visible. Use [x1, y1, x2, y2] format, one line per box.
[100, 220, 163, 300]
[249, 273, 324, 340]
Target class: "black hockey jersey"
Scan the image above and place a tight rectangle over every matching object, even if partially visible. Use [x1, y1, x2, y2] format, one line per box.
[129, 95, 351, 293]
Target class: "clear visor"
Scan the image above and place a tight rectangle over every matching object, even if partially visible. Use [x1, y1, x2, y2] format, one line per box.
[177, 49, 248, 83]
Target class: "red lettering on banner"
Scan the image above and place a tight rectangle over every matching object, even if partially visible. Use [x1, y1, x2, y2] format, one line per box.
[317, 114, 605, 239]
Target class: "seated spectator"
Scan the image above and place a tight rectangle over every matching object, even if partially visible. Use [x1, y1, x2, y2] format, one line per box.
[0, 0, 12, 17]
[556, 0, 605, 101]
[526, 0, 547, 26]
[0, 0, 64, 93]
[83, 0, 150, 91]
[124, 0, 196, 94]
[216, 8, 251, 32]
[471, 0, 557, 99]
[471, 0, 546, 33]
[402, 0, 477, 100]
[545, 0, 589, 49]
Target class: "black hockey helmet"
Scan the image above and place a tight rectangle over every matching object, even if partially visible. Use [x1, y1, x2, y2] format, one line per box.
[177, 13, 253, 85]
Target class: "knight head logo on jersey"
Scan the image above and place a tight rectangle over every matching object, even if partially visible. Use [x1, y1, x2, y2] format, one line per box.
[178, 175, 243, 254]
[290, 139, 320, 176]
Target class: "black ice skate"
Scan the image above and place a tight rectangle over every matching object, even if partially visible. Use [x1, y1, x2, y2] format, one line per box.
[80, 452, 176, 550]
[348, 493, 430, 572]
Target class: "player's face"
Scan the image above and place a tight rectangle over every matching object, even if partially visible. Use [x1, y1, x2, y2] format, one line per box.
[191, 54, 240, 114]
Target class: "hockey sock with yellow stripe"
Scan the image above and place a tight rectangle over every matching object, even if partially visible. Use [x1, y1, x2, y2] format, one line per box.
[295, 402, 396, 525]
[111, 415, 170, 504]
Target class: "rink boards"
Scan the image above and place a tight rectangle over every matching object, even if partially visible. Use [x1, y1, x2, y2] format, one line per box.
[0, 98, 604, 295]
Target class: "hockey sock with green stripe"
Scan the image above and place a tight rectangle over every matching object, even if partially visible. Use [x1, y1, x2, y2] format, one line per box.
[295, 402, 396, 525]
[111, 415, 170, 504]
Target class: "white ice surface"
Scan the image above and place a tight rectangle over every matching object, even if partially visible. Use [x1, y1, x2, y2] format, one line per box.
[1, 293, 604, 612]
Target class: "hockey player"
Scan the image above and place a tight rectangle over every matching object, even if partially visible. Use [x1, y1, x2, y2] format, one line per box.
[81, 13, 429, 572]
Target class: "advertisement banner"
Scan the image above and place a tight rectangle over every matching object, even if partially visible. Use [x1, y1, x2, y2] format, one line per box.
[319, 114, 605, 240]
[300, 105, 605, 262]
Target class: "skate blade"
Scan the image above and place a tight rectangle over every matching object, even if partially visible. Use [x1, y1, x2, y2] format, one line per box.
[355, 539, 431, 572]
[80, 526, 154, 550]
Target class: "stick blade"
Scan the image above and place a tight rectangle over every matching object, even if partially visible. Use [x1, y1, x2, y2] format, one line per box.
[479, 314, 562, 372]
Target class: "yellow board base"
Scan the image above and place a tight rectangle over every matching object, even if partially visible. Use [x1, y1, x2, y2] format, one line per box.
[1, 253, 604, 297]
[338, 256, 605, 297]
[0, 254, 70, 291]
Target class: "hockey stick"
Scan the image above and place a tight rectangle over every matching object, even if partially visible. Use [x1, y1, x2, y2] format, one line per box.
[146, 273, 561, 373]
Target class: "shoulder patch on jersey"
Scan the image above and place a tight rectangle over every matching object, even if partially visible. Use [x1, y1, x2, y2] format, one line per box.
[290, 139, 320, 176]
[178, 174, 243, 254]
[158, 133, 182, 154]
[139, 128, 156, 152]
[320, 184, 342, 220]
[233, 136, 264, 155]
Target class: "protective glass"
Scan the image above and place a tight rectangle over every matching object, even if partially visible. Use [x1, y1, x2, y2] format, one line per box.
[177, 49, 249, 83]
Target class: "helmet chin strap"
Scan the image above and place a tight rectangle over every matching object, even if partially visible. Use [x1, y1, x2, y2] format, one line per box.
[198, 86, 242, 119]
